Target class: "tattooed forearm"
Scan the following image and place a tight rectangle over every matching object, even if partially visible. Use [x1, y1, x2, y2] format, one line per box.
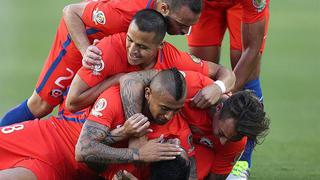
[119, 70, 159, 119]
[75, 120, 140, 165]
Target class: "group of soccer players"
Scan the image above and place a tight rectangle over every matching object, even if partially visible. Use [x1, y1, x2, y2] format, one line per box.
[0, 0, 270, 179]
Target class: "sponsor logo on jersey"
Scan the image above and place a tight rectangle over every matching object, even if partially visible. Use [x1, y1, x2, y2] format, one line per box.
[93, 61, 105, 75]
[199, 137, 214, 148]
[91, 98, 107, 117]
[50, 89, 63, 98]
[93, 8, 106, 25]
[188, 53, 202, 64]
[252, 0, 266, 12]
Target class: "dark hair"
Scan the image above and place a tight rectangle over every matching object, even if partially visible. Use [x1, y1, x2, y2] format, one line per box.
[150, 155, 190, 180]
[220, 90, 270, 145]
[150, 68, 186, 101]
[131, 9, 167, 43]
[162, 0, 202, 14]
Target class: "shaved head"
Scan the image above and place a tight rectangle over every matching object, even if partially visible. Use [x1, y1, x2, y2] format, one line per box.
[150, 68, 186, 101]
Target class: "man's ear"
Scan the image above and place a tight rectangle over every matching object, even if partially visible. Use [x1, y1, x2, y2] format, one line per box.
[159, 2, 170, 16]
[145, 87, 151, 100]
[216, 103, 223, 112]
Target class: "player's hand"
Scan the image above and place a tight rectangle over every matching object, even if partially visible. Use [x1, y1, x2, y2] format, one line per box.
[190, 84, 222, 109]
[82, 39, 102, 69]
[138, 135, 183, 162]
[112, 170, 138, 180]
[123, 113, 153, 138]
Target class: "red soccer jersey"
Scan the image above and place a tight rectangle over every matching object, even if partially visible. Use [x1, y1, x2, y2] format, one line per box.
[82, 0, 156, 36]
[179, 72, 247, 176]
[77, 33, 209, 87]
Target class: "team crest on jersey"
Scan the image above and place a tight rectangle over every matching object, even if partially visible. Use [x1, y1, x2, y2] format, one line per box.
[178, 70, 186, 77]
[252, 0, 266, 12]
[199, 137, 214, 148]
[188, 53, 201, 64]
[93, 61, 105, 75]
[92, 8, 106, 25]
[91, 98, 107, 117]
[50, 89, 63, 98]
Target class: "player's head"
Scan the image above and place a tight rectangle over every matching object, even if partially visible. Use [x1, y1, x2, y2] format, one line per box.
[211, 91, 270, 145]
[126, 9, 167, 68]
[150, 154, 190, 180]
[145, 68, 187, 125]
[157, 0, 202, 35]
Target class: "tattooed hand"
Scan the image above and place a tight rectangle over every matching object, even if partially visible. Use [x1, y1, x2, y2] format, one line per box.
[123, 113, 153, 138]
[138, 135, 183, 162]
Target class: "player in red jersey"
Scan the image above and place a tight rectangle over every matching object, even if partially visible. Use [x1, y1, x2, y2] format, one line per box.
[187, 0, 270, 178]
[0, 68, 191, 179]
[75, 68, 198, 179]
[66, 9, 235, 114]
[0, 0, 202, 125]
[118, 69, 270, 179]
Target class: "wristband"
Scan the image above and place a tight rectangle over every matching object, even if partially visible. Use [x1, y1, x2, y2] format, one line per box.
[214, 80, 226, 93]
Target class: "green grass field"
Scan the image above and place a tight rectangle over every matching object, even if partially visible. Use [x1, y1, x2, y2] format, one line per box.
[1, 0, 320, 179]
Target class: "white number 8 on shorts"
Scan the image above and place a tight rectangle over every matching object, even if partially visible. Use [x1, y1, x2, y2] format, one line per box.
[1, 124, 24, 134]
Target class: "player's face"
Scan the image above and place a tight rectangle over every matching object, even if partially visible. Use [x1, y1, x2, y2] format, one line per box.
[126, 22, 161, 69]
[166, 5, 200, 35]
[212, 116, 238, 145]
[145, 87, 185, 125]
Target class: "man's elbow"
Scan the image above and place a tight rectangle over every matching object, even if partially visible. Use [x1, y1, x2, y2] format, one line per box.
[65, 96, 79, 113]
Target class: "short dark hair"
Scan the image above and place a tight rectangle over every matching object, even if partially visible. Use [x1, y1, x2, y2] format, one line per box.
[131, 9, 167, 43]
[150, 68, 187, 101]
[220, 90, 270, 145]
[150, 155, 190, 180]
[162, 0, 202, 14]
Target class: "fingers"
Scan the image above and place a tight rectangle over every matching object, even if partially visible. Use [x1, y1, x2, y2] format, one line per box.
[93, 39, 100, 46]
[82, 44, 102, 69]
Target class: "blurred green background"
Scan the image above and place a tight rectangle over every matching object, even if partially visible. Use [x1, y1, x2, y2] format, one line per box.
[0, 0, 320, 179]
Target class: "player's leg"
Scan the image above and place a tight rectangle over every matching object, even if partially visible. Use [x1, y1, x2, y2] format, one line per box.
[0, 23, 82, 126]
[226, 5, 269, 180]
[0, 167, 37, 180]
[187, 2, 227, 63]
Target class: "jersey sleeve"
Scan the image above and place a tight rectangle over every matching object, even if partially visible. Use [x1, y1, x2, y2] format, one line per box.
[242, 0, 269, 23]
[86, 86, 121, 128]
[81, 1, 128, 34]
[77, 34, 126, 87]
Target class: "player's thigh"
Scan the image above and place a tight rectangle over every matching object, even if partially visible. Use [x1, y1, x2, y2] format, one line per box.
[34, 52, 82, 107]
[187, 4, 227, 62]
[34, 29, 82, 107]
[189, 46, 221, 63]
[227, 4, 242, 52]
[0, 167, 37, 180]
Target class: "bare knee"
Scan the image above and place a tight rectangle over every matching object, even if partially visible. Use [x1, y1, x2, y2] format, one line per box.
[27, 91, 54, 118]
[0, 167, 37, 180]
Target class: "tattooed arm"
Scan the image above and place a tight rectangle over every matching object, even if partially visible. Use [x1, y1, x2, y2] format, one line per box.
[119, 70, 159, 119]
[75, 120, 182, 164]
[75, 120, 139, 164]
